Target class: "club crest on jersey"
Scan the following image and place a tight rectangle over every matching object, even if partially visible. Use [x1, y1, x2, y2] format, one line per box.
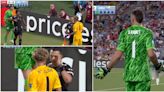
[128, 30, 140, 35]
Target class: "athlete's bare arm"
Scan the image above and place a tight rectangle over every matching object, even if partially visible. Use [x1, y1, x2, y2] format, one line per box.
[107, 50, 123, 69]
[147, 49, 159, 65]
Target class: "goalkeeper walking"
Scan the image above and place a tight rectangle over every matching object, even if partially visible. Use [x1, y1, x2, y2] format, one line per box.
[95, 10, 164, 91]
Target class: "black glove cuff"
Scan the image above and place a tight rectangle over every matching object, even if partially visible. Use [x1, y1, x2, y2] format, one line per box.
[103, 67, 111, 73]
[154, 63, 161, 70]
[107, 67, 111, 72]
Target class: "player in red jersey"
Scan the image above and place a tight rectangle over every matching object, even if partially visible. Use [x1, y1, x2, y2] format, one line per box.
[85, 1, 92, 24]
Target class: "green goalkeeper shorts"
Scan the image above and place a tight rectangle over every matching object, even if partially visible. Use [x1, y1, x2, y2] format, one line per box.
[125, 81, 151, 91]
[15, 47, 37, 70]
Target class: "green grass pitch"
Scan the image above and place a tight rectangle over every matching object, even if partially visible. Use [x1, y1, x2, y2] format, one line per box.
[1, 27, 64, 45]
[94, 68, 164, 91]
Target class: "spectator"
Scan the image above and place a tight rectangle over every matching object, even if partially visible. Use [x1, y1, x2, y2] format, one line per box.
[73, 0, 87, 15]
[59, 9, 70, 20]
[94, 1, 164, 61]
[48, 4, 57, 17]
[85, 1, 92, 24]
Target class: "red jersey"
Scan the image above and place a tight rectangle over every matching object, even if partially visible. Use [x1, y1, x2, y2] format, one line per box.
[85, 5, 92, 21]
[49, 9, 57, 17]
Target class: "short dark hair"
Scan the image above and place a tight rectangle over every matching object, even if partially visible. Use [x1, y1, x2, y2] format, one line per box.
[50, 49, 63, 56]
[132, 10, 143, 23]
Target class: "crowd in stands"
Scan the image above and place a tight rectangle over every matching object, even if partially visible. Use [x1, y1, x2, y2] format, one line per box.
[94, 1, 164, 61]
[48, 1, 92, 23]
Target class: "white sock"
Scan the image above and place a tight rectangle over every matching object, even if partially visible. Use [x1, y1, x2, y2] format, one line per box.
[156, 78, 160, 85]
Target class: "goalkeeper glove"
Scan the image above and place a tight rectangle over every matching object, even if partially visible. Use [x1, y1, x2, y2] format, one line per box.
[94, 67, 110, 79]
[154, 63, 164, 73]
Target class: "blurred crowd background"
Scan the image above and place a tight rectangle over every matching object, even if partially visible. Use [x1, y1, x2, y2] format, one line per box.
[94, 1, 164, 61]
[48, 1, 92, 23]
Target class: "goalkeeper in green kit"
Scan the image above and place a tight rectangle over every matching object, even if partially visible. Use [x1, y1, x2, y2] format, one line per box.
[95, 10, 164, 91]
[15, 47, 37, 90]
[4, 4, 15, 45]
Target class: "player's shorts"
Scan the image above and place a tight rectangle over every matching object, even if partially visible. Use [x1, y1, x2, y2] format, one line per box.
[125, 81, 151, 91]
[73, 38, 82, 46]
[6, 24, 14, 31]
[14, 29, 22, 36]
[15, 47, 36, 70]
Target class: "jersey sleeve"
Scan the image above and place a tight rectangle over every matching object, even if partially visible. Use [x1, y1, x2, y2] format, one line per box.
[146, 31, 155, 50]
[5, 11, 9, 21]
[116, 31, 126, 52]
[53, 70, 62, 89]
[12, 9, 16, 16]
[27, 72, 38, 91]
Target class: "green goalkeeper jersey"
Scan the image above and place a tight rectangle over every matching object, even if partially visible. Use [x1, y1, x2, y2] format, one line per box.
[117, 25, 155, 81]
[15, 47, 37, 70]
[5, 9, 13, 26]
[15, 47, 37, 54]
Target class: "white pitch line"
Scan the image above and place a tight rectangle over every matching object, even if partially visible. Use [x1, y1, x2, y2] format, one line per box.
[100, 87, 125, 91]
[97, 83, 164, 91]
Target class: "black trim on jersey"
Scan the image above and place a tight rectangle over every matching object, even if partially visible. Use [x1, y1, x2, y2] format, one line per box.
[47, 62, 74, 91]
[46, 77, 49, 91]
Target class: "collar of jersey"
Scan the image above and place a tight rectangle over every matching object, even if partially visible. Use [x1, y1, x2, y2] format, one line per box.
[36, 65, 47, 70]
